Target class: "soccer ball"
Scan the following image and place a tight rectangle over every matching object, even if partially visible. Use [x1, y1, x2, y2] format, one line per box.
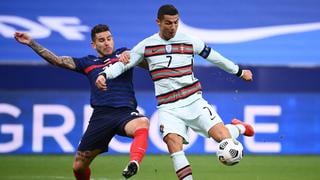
[216, 138, 243, 166]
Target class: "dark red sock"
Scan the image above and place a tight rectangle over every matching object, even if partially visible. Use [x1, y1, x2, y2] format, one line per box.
[73, 167, 91, 180]
[130, 128, 148, 164]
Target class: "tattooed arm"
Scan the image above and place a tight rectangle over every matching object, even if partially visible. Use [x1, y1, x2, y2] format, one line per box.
[14, 32, 76, 70]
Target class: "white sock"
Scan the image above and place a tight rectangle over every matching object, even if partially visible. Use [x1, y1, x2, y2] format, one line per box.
[225, 124, 241, 139]
[171, 151, 193, 180]
[236, 124, 246, 134]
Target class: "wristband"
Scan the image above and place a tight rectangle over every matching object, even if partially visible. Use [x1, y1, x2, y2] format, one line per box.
[99, 72, 107, 79]
[236, 68, 243, 77]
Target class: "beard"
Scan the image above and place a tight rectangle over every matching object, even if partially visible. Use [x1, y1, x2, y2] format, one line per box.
[98, 47, 113, 57]
[163, 31, 176, 40]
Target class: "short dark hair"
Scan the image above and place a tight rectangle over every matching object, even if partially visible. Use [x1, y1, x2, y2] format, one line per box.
[91, 24, 110, 41]
[157, 4, 179, 20]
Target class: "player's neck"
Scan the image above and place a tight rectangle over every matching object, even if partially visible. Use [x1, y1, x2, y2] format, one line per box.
[158, 32, 171, 41]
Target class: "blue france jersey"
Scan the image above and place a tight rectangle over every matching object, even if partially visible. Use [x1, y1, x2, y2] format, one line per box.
[73, 48, 137, 109]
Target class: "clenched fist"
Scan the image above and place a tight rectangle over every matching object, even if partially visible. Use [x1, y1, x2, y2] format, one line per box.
[14, 32, 32, 45]
[241, 69, 253, 81]
[96, 74, 107, 91]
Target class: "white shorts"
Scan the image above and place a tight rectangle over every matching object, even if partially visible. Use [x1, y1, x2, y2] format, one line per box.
[158, 98, 223, 144]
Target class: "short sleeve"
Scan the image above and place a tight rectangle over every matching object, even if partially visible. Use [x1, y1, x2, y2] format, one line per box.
[116, 47, 130, 54]
[72, 56, 91, 73]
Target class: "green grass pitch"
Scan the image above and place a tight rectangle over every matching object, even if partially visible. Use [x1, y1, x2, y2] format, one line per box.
[0, 155, 319, 180]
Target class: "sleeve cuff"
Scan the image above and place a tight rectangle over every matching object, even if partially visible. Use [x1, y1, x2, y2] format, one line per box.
[236, 67, 243, 77]
[99, 72, 107, 79]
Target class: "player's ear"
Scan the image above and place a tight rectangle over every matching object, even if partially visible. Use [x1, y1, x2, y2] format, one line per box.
[91, 41, 96, 49]
[156, 19, 161, 26]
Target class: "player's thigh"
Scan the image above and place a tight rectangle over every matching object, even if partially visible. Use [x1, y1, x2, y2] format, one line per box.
[77, 112, 116, 153]
[189, 99, 223, 137]
[158, 109, 189, 144]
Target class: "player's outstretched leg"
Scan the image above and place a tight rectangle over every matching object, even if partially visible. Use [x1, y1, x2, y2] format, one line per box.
[231, 118, 255, 137]
[122, 127, 148, 179]
[122, 160, 139, 179]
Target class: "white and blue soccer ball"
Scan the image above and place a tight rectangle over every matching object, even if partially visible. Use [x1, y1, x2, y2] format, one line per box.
[216, 138, 243, 166]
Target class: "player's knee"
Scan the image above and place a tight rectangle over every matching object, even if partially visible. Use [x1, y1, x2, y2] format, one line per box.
[125, 117, 149, 136]
[164, 134, 183, 149]
[136, 117, 149, 128]
[72, 160, 87, 172]
[208, 123, 231, 142]
[72, 151, 97, 172]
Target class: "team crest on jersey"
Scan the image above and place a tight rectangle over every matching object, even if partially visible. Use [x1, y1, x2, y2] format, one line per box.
[165, 45, 172, 53]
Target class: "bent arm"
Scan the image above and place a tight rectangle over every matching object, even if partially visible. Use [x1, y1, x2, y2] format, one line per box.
[101, 50, 144, 79]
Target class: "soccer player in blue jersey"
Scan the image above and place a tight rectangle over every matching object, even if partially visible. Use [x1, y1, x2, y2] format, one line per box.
[14, 24, 149, 179]
[96, 5, 254, 180]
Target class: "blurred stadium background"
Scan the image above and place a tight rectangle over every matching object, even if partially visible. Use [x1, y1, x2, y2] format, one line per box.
[1, 0, 320, 179]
